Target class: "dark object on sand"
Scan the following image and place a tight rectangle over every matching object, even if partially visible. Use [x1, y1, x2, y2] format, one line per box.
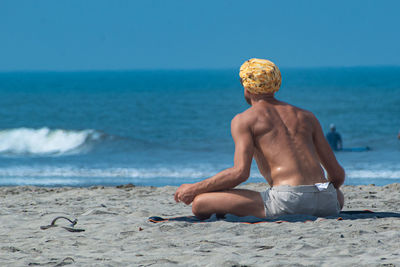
[40, 216, 85, 232]
[149, 210, 400, 224]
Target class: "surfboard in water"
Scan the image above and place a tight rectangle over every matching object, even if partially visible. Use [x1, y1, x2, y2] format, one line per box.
[341, 147, 371, 152]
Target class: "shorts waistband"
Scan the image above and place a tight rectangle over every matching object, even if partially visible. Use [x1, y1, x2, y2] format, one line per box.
[270, 183, 335, 193]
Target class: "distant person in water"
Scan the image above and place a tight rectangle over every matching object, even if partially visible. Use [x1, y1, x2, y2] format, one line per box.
[174, 58, 344, 219]
[326, 124, 342, 151]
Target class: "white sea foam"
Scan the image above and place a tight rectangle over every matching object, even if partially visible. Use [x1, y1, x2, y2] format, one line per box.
[0, 166, 214, 179]
[0, 165, 399, 180]
[0, 128, 103, 156]
[0, 165, 398, 180]
[346, 169, 400, 179]
[0, 164, 399, 186]
[0, 165, 216, 186]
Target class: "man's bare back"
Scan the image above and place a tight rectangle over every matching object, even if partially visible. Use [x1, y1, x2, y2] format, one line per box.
[243, 97, 335, 187]
[174, 58, 344, 219]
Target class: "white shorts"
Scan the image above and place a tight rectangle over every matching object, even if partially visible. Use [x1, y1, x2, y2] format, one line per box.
[260, 183, 341, 218]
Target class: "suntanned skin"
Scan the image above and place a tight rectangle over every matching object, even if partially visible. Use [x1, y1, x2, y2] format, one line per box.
[174, 88, 345, 219]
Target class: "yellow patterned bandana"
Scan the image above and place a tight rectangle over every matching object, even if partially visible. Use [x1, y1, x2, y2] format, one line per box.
[239, 58, 281, 94]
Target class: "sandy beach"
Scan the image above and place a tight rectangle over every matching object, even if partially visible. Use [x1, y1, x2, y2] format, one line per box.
[1, 183, 399, 266]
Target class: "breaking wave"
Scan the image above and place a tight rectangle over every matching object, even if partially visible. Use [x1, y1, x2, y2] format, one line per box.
[0, 128, 104, 156]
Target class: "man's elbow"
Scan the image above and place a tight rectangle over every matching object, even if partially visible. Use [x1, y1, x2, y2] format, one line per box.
[332, 166, 345, 188]
[232, 167, 250, 183]
[338, 166, 345, 182]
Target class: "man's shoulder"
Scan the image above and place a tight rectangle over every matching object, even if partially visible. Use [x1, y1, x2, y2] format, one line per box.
[234, 106, 256, 118]
[232, 110, 250, 123]
[231, 109, 257, 128]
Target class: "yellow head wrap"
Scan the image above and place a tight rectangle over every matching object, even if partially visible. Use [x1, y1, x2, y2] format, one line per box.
[239, 58, 281, 94]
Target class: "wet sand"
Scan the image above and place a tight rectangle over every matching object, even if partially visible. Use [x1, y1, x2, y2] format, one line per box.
[1, 183, 399, 266]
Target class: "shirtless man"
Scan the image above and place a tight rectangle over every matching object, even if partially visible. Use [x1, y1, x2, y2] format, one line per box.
[174, 58, 345, 219]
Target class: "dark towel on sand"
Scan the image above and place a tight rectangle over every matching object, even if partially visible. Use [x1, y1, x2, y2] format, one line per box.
[149, 210, 400, 224]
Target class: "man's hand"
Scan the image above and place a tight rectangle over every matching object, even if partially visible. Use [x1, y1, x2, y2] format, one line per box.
[174, 183, 197, 205]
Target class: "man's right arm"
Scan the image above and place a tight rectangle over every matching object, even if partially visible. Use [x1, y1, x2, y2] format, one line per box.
[312, 115, 345, 188]
[174, 113, 254, 204]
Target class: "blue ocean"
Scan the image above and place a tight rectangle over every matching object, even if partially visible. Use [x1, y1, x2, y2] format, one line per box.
[0, 68, 399, 187]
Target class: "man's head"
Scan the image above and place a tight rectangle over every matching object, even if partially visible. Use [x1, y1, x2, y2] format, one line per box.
[239, 58, 281, 104]
[330, 124, 336, 132]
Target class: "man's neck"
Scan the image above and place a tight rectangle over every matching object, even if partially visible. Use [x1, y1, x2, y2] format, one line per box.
[250, 94, 277, 105]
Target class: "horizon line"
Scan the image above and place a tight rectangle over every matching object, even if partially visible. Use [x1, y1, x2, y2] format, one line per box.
[0, 64, 400, 73]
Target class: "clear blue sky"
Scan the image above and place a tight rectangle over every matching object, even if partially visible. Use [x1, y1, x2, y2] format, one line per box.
[1, 0, 399, 70]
